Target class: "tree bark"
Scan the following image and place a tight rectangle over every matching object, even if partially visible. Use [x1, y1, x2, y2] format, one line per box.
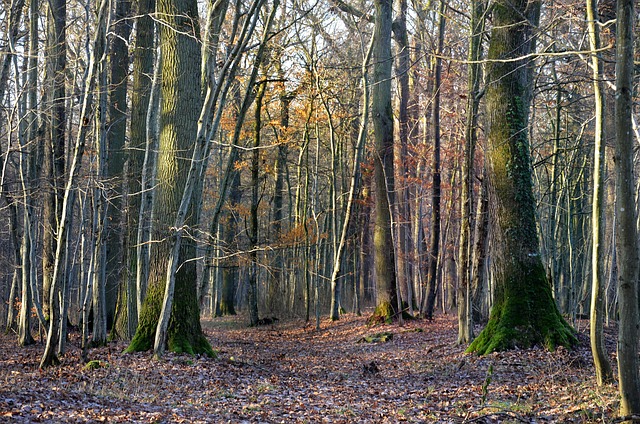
[424, 0, 445, 321]
[130, 0, 157, 319]
[586, 0, 613, 386]
[109, 0, 134, 340]
[458, 0, 484, 344]
[369, 0, 399, 324]
[466, 0, 575, 354]
[126, 0, 213, 357]
[614, 0, 640, 415]
[41, 0, 67, 323]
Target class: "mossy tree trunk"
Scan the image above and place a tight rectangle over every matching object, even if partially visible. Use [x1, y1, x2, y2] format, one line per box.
[466, 0, 575, 355]
[126, 0, 212, 356]
[370, 0, 399, 324]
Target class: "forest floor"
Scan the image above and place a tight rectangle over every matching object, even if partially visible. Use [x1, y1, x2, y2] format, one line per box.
[0, 313, 621, 423]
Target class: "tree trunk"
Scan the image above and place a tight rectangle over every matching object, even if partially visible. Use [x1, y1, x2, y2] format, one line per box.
[614, 0, 640, 415]
[41, 0, 67, 323]
[131, 0, 157, 319]
[471, 170, 489, 323]
[458, 0, 484, 344]
[369, 0, 398, 324]
[466, 0, 575, 355]
[41, 0, 110, 369]
[91, 46, 110, 347]
[126, 0, 213, 357]
[424, 0, 445, 320]
[109, 0, 134, 340]
[248, 79, 267, 326]
[18, 0, 41, 346]
[586, 0, 613, 386]
[218, 167, 240, 316]
[393, 0, 412, 313]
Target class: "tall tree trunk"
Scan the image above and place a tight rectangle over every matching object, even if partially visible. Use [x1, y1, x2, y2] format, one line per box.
[91, 41, 110, 347]
[41, 0, 110, 368]
[586, 0, 613, 386]
[393, 0, 411, 312]
[109, 0, 134, 340]
[126, 0, 213, 357]
[424, 0, 445, 320]
[18, 0, 42, 346]
[248, 80, 267, 326]
[130, 0, 157, 318]
[369, 0, 398, 324]
[458, 0, 484, 344]
[466, 0, 575, 355]
[614, 0, 640, 416]
[41, 0, 67, 323]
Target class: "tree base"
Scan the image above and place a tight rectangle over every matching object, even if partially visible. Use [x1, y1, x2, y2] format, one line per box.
[125, 323, 215, 358]
[367, 301, 395, 325]
[467, 289, 576, 354]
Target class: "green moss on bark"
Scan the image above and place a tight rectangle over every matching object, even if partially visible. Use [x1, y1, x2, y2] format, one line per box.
[467, 261, 576, 355]
[367, 301, 395, 325]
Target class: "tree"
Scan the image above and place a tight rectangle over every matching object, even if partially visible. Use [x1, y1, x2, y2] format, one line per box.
[466, 0, 575, 354]
[130, 0, 156, 321]
[422, 0, 445, 321]
[109, 0, 134, 340]
[126, 0, 213, 356]
[16, 0, 39, 347]
[613, 0, 640, 415]
[457, 0, 485, 344]
[41, 0, 66, 323]
[586, 0, 612, 386]
[41, 0, 111, 368]
[369, 0, 399, 323]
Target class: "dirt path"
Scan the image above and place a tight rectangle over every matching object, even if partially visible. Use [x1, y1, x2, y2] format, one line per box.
[0, 314, 618, 423]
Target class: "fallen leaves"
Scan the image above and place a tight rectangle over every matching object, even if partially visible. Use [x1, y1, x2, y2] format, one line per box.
[0, 314, 620, 423]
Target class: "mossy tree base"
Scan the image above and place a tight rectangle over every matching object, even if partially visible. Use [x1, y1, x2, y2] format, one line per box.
[125, 257, 215, 358]
[467, 261, 576, 355]
[367, 301, 396, 325]
[125, 322, 215, 357]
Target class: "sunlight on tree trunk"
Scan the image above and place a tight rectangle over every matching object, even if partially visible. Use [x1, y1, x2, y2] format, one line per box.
[586, 0, 613, 386]
[126, 0, 212, 357]
[466, 0, 575, 355]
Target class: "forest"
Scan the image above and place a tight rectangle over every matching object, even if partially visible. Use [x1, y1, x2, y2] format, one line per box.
[0, 0, 639, 421]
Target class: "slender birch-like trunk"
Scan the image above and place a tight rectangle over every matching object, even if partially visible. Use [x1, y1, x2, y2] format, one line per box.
[586, 0, 613, 386]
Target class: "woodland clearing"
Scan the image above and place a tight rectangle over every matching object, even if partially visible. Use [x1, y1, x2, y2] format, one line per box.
[0, 313, 620, 423]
